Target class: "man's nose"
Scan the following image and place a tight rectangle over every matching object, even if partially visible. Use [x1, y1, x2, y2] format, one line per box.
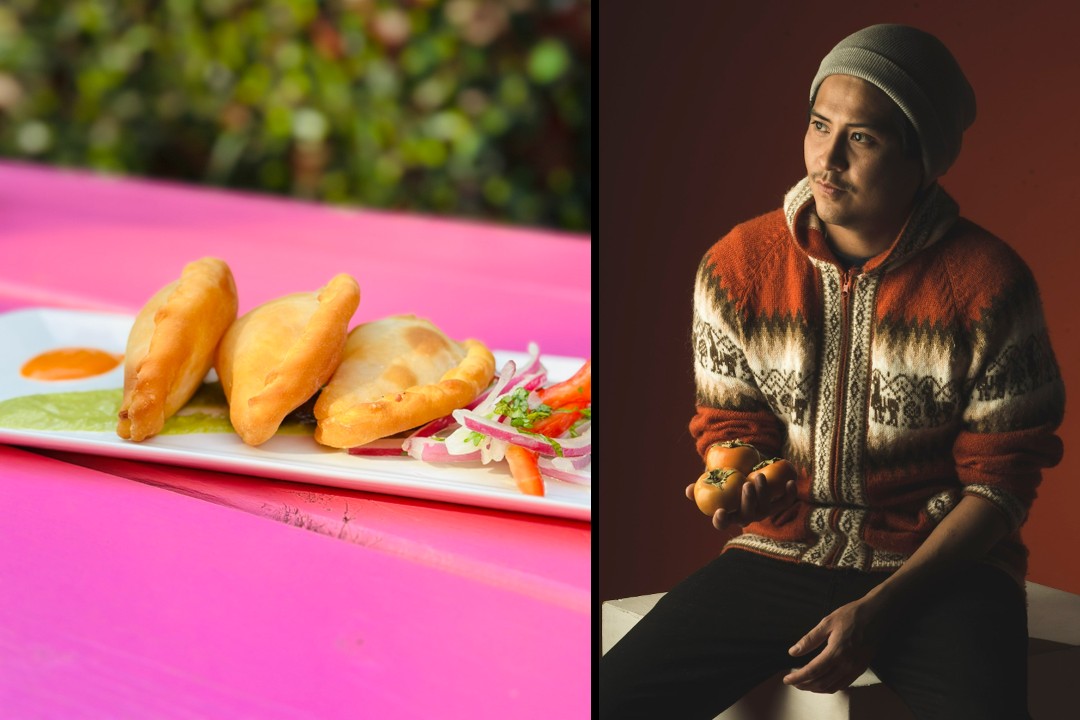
[821, 135, 847, 172]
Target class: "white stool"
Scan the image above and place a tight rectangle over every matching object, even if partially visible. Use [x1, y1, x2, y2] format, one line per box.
[601, 581, 1080, 719]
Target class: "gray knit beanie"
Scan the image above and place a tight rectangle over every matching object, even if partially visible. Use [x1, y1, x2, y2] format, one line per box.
[809, 24, 976, 181]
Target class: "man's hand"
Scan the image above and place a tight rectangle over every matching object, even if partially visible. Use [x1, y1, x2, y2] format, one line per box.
[783, 597, 884, 694]
[780, 495, 1014, 694]
[684, 472, 797, 530]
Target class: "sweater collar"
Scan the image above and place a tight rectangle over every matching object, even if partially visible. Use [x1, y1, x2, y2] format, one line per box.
[782, 176, 960, 273]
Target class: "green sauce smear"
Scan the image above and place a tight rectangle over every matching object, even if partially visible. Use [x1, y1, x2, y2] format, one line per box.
[0, 381, 314, 436]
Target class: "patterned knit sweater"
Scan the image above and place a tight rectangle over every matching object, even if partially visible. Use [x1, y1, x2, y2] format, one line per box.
[690, 178, 1065, 580]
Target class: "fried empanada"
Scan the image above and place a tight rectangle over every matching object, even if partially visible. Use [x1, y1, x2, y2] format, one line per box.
[216, 273, 360, 446]
[117, 257, 238, 442]
[313, 314, 496, 449]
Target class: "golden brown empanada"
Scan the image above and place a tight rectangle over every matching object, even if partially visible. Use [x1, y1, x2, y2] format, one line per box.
[117, 257, 238, 442]
[313, 314, 496, 449]
[216, 273, 360, 446]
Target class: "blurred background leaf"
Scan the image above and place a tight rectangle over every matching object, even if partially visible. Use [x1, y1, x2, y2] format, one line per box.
[0, 0, 591, 233]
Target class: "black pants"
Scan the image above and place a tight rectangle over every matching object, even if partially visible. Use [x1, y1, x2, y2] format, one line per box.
[600, 549, 1030, 720]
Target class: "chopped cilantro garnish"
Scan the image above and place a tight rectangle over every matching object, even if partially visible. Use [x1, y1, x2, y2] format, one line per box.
[565, 407, 591, 438]
[492, 388, 552, 429]
[465, 431, 486, 446]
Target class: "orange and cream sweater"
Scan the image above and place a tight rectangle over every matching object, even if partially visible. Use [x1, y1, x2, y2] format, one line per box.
[690, 178, 1065, 580]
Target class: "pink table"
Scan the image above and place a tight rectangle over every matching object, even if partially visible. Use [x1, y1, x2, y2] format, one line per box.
[0, 161, 591, 718]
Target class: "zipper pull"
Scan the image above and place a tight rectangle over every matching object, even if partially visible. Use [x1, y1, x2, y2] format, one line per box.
[841, 268, 857, 296]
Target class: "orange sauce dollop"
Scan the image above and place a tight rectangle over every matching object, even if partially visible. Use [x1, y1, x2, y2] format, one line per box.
[20, 347, 123, 381]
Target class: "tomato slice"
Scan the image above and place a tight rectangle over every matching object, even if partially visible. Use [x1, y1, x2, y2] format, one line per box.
[531, 401, 588, 438]
[505, 444, 545, 496]
[537, 359, 591, 408]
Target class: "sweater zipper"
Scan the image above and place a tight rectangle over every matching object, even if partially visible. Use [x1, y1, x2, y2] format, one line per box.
[825, 266, 859, 566]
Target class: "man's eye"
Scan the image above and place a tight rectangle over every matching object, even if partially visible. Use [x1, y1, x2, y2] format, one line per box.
[851, 132, 870, 143]
[812, 121, 827, 132]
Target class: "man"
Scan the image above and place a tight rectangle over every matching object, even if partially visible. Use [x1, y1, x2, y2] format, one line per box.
[600, 24, 1064, 720]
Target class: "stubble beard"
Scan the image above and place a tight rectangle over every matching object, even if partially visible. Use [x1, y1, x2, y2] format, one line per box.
[812, 188, 854, 228]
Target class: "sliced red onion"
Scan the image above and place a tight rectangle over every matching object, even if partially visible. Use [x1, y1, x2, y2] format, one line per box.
[481, 436, 508, 464]
[512, 342, 542, 381]
[471, 359, 518, 415]
[472, 346, 549, 414]
[502, 346, 546, 394]
[566, 420, 591, 437]
[403, 435, 481, 463]
[538, 456, 591, 485]
[437, 424, 507, 464]
[443, 423, 486, 457]
[517, 370, 549, 393]
[408, 387, 490, 439]
[452, 409, 592, 457]
[546, 454, 592, 471]
[408, 414, 456, 440]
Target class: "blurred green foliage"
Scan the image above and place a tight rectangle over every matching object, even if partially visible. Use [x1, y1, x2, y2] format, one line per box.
[0, 0, 591, 232]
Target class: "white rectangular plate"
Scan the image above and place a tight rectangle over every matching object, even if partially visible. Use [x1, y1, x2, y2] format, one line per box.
[0, 308, 591, 521]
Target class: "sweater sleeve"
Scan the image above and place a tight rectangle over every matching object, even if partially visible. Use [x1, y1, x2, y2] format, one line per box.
[952, 258, 1065, 530]
[688, 248, 785, 460]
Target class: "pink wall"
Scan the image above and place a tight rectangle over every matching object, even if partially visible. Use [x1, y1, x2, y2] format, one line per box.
[600, 0, 1080, 601]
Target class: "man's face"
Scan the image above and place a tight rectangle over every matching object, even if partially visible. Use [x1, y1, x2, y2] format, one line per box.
[804, 74, 924, 245]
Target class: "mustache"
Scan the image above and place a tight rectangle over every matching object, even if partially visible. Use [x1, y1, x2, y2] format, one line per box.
[811, 173, 854, 192]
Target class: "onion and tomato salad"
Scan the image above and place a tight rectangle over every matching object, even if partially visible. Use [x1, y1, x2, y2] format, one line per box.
[348, 345, 592, 497]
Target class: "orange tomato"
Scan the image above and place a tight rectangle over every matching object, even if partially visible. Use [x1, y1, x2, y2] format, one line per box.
[705, 440, 761, 475]
[751, 458, 798, 501]
[694, 468, 748, 515]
